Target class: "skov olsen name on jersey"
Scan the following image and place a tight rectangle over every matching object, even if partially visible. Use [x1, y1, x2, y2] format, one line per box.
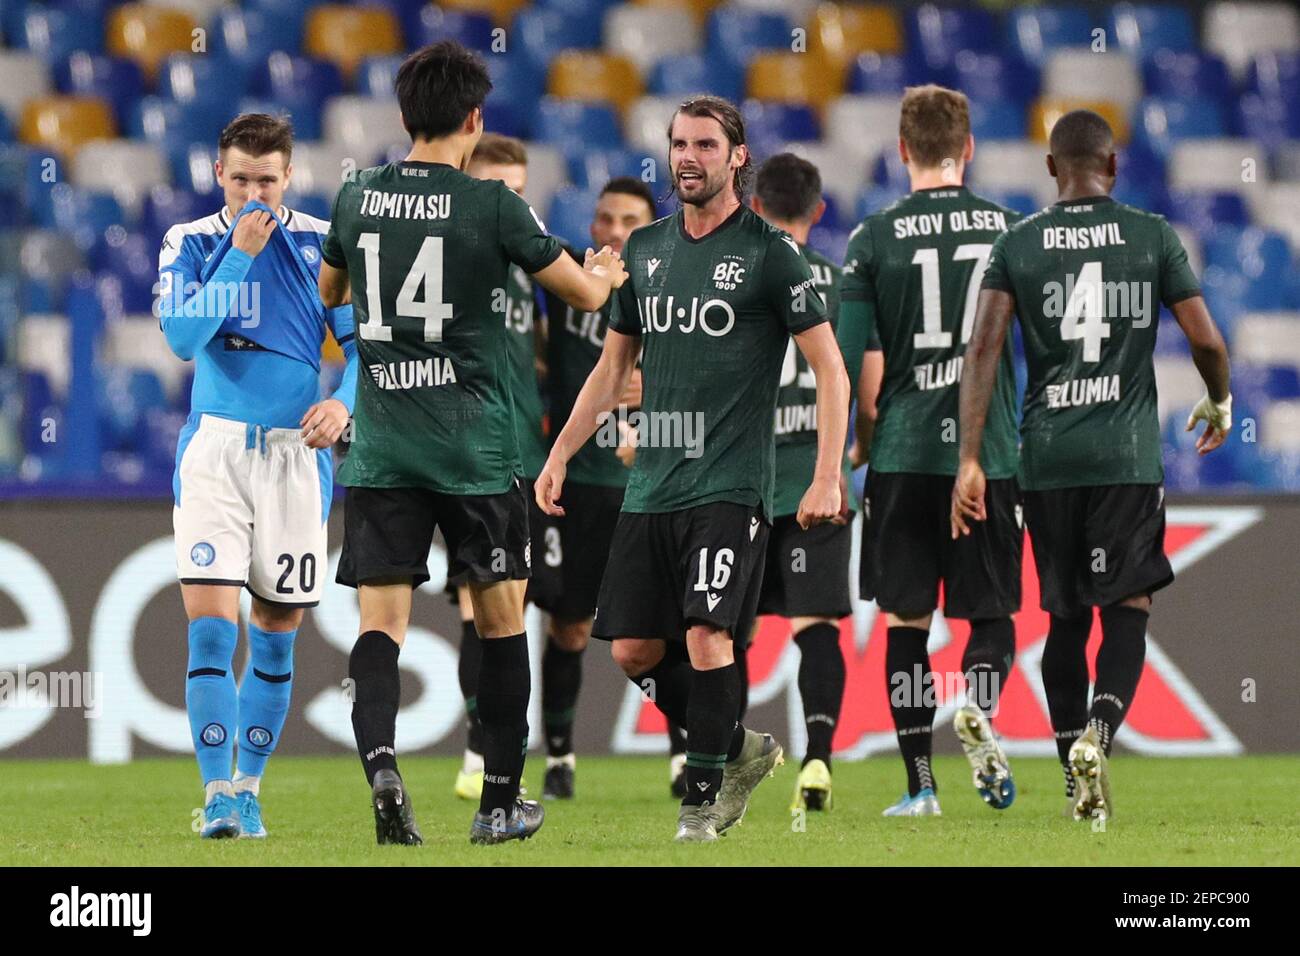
[359, 189, 452, 221]
[368, 358, 457, 390]
[893, 209, 1008, 238]
[1046, 374, 1121, 409]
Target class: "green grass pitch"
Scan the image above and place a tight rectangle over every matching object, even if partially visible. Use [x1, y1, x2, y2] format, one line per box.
[2, 755, 1297, 866]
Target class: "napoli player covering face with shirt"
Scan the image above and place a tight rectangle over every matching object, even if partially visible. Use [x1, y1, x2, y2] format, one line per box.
[158, 113, 359, 840]
[317, 41, 626, 846]
[535, 96, 851, 843]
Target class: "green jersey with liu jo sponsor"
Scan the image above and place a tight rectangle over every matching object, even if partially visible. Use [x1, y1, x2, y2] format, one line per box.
[321, 160, 561, 493]
[607, 206, 828, 521]
[544, 246, 629, 488]
[981, 196, 1201, 490]
[770, 244, 858, 518]
[841, 186, 1020, 477]
[503, 263, 546, 479]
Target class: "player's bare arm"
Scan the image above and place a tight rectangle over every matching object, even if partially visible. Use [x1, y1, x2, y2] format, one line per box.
[792, 322, 850, 529]
[532, 244, 626, 313]
[536, 328, 640, 516]
[952, 287, 1015, 538]
[849, 350, 883, 467]
[1171, 295, 1232, 455]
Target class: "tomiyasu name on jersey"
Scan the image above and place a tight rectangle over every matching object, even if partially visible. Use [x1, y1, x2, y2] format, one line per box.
[157, 200, 359, 512]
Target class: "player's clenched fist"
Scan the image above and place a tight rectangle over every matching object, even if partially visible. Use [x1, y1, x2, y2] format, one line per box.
[584, 244, 628, 289]
[232, 210, 277, 257]
[796, 475, 844, 529]
[535, 456, 567, 517]
[300, 398, 349, 448]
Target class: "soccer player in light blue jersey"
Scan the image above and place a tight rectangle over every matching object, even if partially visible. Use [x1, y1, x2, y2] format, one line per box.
[157, 114, 358, 839]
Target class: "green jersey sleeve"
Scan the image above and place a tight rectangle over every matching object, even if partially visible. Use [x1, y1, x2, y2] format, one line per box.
[320, 181, 350, 268]
[498, 187, 563, 274]
[840, 222, 873, 302]
[607, 270, 641, 336]
[979, 229, 1015, 294]
[1158, 218, 1201, 307]
[766, 233, 827, 334]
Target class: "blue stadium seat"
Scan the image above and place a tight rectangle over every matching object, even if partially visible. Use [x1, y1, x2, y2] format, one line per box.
[1005, 6, 1096, 67]
[142, 185, 207, 239]
[19, 5, 104, 61]
[1116, 138, 1166, 186]
[1199, 266, 1251, 335]
[568, 148, 650, 190]
[855, 184, 908, 220]
[1142, 50, 1232, 104]
[648, 53, 743, 104]
[534, 98, 622, 153]
[906, 4, 998, 72]
[53, 54, 145, 127]
[1204, 227, 1292, 309]
[243, 0, 318, 45]
[948, 51, 1040, 105]
[129, 96, 229, 150]
[1163, 189, 1248, 238]
[144, 405, 187, 470]
[976, 189, 1040, 217]
[20, 277, 60, 313]
[817, 194, 843, 232]
[0, 108, 11, 143]
[95, 267, 155, 319]
[359, 55, 403, 98]
[1, 0, 31, 45]
[1111, 178, 1166, 214]
[546, 186, 602, 247]
[741, 101, 818, 158]
[1235, 94, 1300, 150]
[403, 5, 496, 51]
[237, 96, 317, 139]
[846, 53, 912, 94]
[290, 192, 331, 222]
[90, 227, 156, 290]
[968, 99, 1025, 141]
[1135, 97, 1228, 157]
[484, 57, 544, 138]
[39, 184, 125, 249]
[160, 55, 252, 109]
[515, 8, 602, 74]
[249, 53, 344, 110]
[535, 0, 620, 16]
[871, 148, 910, 191]
[210, 7, 303, 67]
[1245, 51, 1300, 100]
[1108, 3, 1196, 59]
[707, 7, 792, 74]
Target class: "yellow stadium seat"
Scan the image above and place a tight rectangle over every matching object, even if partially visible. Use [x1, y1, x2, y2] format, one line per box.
[1030, 98, 1130, 145]
[809, 3, 903, 65]
[632, 0, 722, 24]
[747, 52, 844, 111]
[549, 52, 644, 114]
[439, 0, 530, 29]
[105, 4, 197, 80]
[305, 5, 402, 81]
[20, 96, 116, 158]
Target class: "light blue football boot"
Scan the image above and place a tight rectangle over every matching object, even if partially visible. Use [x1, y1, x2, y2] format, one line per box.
[200, 792, 242, 839]
[882, 787, 942, 817]
[235, 790, 267, 839]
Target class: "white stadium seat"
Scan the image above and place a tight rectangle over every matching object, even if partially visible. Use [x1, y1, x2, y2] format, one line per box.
[102, 314, 190, 399]
[1154, 356, 1208, 427]
[17, 315, 71, 397]
[72, 140, 169, 219]
[324, 96, 407, 163]
[625, 95, 681, 156]
[1232, 312, 1300, 368]
[1273, 143, 1300, 182]
[778, 140, 873, 211]
[968, 141, 1056, 206]
[1042, 48, 1143, 110]
[521, 142, 567, 218]
[287, 141, 357, 198]
[1172, 223, 1204, 279]
[1250, 183, 1300, 253]
[604, 6, 701, 73]
[1168, 138, 1266, 195]
[20, 230, 85, 286]
[0, 51, 51, 121]
[824, 94, 900, 161]
[1262, 400, 1300, 452]
[1203, 2, 1300, 77]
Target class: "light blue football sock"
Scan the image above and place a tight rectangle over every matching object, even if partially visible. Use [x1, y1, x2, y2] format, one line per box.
[186, 617, 239, 785]
[235, 623, 296, 778]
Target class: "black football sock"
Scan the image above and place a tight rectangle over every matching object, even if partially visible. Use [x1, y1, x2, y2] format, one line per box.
[794, 622, 845, 767]
[734, 639, 750, 721]
[1042, 610, 1092, 796]
[962, 616, 1016, 716]
[684, 663, 741, 807]
[629, 641, 692, 727]
[349, 631, 401, 786]
[667, 721, 687, 756]
[1090, 604, 1149, 756]
[542, 635, 584, 757]
[886, 626, 936, 796]
[458, 618, 484, 755]
[476, 633, 531, 818]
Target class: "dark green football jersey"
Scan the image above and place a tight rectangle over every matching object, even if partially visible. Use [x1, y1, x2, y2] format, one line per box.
[503, 263, 546, 479]
[321, 160, 561, 494]
[981, 195, 1200, 490]
[842, 186, 1020, 478]
[608, 206, 828, 521]
[544, 246, 629, 488]
[771, 244, 858, 518]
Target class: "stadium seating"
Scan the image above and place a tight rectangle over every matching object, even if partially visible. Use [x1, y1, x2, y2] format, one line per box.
[1, 0, 1298, 490]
